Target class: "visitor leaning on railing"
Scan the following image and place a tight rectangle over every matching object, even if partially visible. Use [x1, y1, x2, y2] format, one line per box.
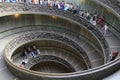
[0, 0, 116, 33]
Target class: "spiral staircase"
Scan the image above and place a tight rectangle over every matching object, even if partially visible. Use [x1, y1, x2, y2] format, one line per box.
[0, 1, 120, 80]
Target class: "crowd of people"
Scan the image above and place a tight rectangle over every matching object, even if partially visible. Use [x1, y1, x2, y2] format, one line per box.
[19, 45, 41, 67]
[22, 0, 108, 35]
[2, 0, 108, 35]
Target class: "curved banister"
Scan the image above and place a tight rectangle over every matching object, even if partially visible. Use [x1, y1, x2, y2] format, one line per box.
[0, 24, 105, 64]
[25, 55, 76, 72]
[5, 31, 92, 68]
[2, 2, 120, 80]
[0, 3, 109, 62]
[4, 50, 120, 80]
[0, 22, 108, 61]
[94, 0, 120, 39]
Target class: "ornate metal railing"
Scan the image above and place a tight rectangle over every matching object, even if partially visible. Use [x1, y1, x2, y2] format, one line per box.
[97, 0, 120, 14]
[5, 31, 91, 68]
[25, 55, 76, 72]
[0, 3, 109, 62]
[3, 2, 120, 80]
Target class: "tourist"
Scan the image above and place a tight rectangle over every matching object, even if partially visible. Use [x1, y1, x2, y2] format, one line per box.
[98, 16, 104, 27]
[60, 1, 65, 9]
[64, 2, 70, 11]
[55, 0, 59, 7]
[36, 48, 41, 55]
[86, 10, 90, 20]
[27, 46, 35, 58]
[111, 51, 119, 61]
[32, 45, 41, 55]
[32, 45, 37, 55]
[73, 5, 79, 16]
[103, 24, 108, 35]
[93, 13, 98, 21]
[19, 59, 26, 68]
[31, 50, 35, 58]
[92, 20, 97, 26]
[69, 3, 73, 11]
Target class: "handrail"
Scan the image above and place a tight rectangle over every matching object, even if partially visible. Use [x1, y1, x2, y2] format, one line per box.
[0, 3, 109, 62]
[0, 2, 119, 37]
[25, 55, 76, 72]
[0, 24, 103, 49]
[2, 2, 120, 80]
[97, 0, 120, 14]
[0, 20, 108, 62]
[1, 24, 104, 61]
[12, 44, 88, 70]
[94, 0, 120, 37]
[4, 51, 120, 80]
[5, 31, 92, 68]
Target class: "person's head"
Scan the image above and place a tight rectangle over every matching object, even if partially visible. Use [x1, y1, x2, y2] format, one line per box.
[33, 45, 36, 49]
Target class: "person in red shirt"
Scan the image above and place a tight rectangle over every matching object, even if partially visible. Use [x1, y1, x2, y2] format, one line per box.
[111, 51, 119, 61]
[98, 16, 104, 27]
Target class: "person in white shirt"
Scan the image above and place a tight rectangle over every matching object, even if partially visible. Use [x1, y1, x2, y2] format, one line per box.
[92, 20, 97, 26]
[103, 24, 108, 35]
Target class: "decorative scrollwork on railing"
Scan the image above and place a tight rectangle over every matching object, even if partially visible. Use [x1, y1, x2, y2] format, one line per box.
[3, 3, 120, 80]
[25, 55, 76, 72]
[0, 3, 109, 62]
[5, 31, 91, 68]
